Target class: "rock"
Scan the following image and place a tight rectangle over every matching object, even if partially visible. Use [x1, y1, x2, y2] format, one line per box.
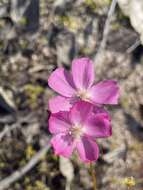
[0, 87, 16, 114]
[56, 32, 77, 66]
[117, 0, 143, 44]
[0, 4, 8, 17]
[11, 0, 39, 32]
[59, 157, 74, 190]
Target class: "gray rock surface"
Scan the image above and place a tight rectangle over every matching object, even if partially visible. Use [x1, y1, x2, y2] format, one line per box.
[117, 0, 143, 44]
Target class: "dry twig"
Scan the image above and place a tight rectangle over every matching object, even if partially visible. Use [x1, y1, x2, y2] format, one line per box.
[94, 0, 117, 65]
[126, 39, 140, 53]
[0, 113, 36, 141]
[0, 124, 19, 141]
[0, 143, 50, 190]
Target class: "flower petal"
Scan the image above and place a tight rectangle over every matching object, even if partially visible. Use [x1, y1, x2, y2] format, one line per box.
[48, 96, 72, 113]
[48, 68, 76, 97]
[76, 136, 99, 163]
[93, 106, 108, 114]
[49, 111, 71, 134]
[84, 113, 112, 138]
[51, 133, 75, 158]
[69, 101, 93, 125]
[72, 57, 94, 90]
[93, 106, 111, 121]
[90, 80, 119, 104]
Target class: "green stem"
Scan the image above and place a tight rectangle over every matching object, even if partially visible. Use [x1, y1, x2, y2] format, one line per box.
[90, 163, 97, 190]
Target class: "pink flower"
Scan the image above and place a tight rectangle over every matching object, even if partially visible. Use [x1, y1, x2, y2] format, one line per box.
[49, 101, 111, 163]
[48, 57, 119, 113]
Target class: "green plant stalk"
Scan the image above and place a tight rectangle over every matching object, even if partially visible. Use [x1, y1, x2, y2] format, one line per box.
[90, 163, 96, 190]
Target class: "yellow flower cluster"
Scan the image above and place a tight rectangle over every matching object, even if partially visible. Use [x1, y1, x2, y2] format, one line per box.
[122, 177, 136, 188]
[26, 145, 36, 160]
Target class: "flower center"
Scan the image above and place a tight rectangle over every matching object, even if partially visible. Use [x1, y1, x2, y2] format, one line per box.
[69, 124, 84, 139]
[77, 89, 91, 101]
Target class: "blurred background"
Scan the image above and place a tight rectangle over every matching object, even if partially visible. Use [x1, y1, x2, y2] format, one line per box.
[0, 0, 143, 189]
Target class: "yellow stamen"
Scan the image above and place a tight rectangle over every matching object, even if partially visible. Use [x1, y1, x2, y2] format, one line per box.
[69, 124, 84, 139]
[77, 89, 91, 101]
